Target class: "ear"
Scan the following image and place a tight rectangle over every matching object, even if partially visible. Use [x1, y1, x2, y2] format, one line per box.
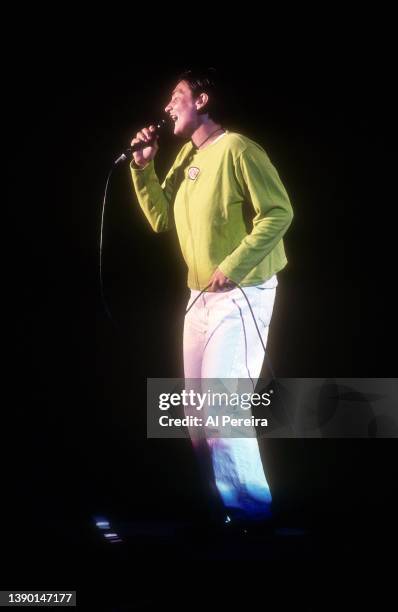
[195, 92, 209, 112]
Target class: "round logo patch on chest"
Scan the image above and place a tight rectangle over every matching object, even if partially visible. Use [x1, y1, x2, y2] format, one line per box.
[188, 166, 200, 181]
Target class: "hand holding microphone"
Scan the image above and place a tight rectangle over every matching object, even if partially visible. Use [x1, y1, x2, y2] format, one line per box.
[130, 124, 160, 168]
[114, 119, 167, 166]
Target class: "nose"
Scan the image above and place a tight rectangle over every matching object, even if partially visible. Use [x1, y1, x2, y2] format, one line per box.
[164, 100, 172, 114]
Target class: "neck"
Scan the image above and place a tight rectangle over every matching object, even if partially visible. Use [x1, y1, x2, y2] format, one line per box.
[191, 118, 223, 149]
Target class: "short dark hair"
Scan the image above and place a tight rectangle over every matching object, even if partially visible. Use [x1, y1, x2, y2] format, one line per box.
[177, 67, 223, 121]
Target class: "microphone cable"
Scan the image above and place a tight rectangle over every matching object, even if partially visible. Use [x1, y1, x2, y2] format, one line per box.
[185, 282, 274, 377]
[100, 120, 167, 329]
[99, 165, 119, 329]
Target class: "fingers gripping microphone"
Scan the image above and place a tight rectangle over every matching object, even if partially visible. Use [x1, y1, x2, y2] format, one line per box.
[114, 119, 168, 165]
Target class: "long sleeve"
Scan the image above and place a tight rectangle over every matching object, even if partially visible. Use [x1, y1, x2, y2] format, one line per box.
[130, 143, 193, 233]
[130, 161, 174, 233]
[218, 144, 293, 283]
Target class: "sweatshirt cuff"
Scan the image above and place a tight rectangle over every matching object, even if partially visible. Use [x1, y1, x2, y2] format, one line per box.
[217, 261, 244, 284]
[130, 160, 154, 173]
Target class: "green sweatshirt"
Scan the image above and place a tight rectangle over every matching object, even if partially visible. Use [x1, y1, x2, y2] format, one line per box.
[130, 131, 293, 290]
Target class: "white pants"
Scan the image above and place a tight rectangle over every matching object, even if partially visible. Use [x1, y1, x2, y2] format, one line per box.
[183, 276, 277, 520]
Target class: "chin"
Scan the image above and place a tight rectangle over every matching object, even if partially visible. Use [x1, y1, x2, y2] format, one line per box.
[174, 120, 192, 139]
[174, 125, 186, 138]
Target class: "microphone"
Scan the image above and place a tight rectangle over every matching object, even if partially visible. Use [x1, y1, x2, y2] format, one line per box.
[114, 119, 168, 165]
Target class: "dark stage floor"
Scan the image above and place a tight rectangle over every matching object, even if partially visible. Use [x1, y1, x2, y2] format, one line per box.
[4, 508, 395, 610]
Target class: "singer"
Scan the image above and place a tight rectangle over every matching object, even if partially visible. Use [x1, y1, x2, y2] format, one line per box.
[130, 68, 293, 529]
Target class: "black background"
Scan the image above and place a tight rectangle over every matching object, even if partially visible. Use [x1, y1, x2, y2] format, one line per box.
[4, 23, 397, 607]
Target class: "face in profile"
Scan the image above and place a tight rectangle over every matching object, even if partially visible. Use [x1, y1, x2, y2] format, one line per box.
[164, 80, 202, 137]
